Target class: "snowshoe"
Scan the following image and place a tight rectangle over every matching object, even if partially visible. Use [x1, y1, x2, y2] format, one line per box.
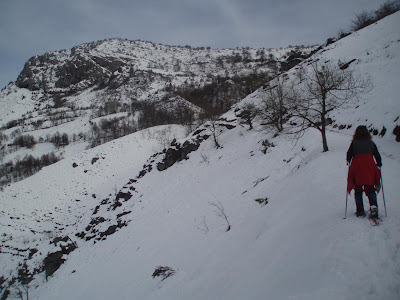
[370, 206, 379, 219]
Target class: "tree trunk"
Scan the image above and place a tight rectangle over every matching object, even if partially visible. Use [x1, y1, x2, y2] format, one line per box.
[322, 130, 329, 152]
[321, 117, 329, 152]
[321, 94, 329, 152]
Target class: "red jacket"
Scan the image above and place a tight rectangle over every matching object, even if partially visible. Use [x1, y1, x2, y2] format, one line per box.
[346, 140, 382, 193]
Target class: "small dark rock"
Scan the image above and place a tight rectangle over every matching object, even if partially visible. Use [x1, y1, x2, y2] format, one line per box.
[393, 125, 400, 142]
[339, 59, 356, 70]
[117, 211, 132, 219]
[43, 252, 65, 279]
[28, 248, 38, 259]
[100, 225, 117, 237]
[379, 126, 386, 137]
[255, 198, 269, 206]
[92, 205, 100, 215]
[116, 191, 132, 202]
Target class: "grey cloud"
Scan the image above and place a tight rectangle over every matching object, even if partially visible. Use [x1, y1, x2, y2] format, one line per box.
[0, 0, 385, 88]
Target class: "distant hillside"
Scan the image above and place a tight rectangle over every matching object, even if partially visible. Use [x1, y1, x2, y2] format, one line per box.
[2, 39, 319, 125]
[0, 39, 318, 187]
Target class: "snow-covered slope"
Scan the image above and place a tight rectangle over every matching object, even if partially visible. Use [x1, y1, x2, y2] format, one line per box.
[0, 125, 188, 293]
[28, 130, 400, 300]
[1, 11, 400, 300]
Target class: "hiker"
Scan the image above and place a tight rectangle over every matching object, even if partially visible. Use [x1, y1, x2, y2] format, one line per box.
[346, 125, 382, 218]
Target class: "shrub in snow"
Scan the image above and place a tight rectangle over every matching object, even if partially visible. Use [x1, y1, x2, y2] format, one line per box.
[13, 134, 36, 149]
[152, 266, 176, 281]
[209, 200, 231, 232]
[351, 10, 375, 31]
[351, 1, 400, 31]
[50, 132, 69, 148]
[260, 139, 275, 154]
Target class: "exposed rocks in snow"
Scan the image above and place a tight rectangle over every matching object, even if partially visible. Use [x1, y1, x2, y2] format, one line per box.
[157, 138, 205, 171]
[43, 252, 65, 280]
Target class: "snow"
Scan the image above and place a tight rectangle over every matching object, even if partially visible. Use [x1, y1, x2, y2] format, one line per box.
[0, 85, 37, 126]
[23, 128, 400, 300]
[1, 11, 400, 300]
[0, 124, 187, 287]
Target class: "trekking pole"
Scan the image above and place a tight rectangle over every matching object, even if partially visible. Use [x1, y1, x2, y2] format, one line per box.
[380, 167, 387, 217]
[344, 164, 350, 219]
[344, 190, 349, 219]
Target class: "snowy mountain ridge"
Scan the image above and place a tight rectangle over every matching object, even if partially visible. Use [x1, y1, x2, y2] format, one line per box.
[0, 11, 400, 300]
[0, 37, 318, 185]
[13, 39, 312, 92]
[1, 38, 317, 126]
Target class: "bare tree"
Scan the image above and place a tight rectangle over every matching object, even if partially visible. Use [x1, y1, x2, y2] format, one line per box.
[374, 0, 400, 19]
[290, 61, 371, 152]
[10, 282, 30, 300]
[351, 10, 375, 31]
[196, 216, 210, 234]
[237, 103, 258, 130]
[260, 76, 293, 132]
[209, 119, 222, 149]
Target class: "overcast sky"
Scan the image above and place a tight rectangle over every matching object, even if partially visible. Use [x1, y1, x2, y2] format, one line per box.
[0, 0, 384, 89]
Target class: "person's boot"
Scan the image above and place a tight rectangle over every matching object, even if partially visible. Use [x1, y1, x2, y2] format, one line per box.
[356, 210, 366, 217]
[367, 192, 379, 218]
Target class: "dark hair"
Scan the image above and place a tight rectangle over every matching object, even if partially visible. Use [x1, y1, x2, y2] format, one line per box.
[353, 125, 372, 140]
